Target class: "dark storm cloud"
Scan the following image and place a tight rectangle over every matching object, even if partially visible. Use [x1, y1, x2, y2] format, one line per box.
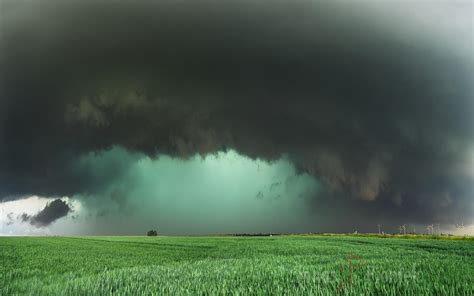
[6, 212, 14, 225]
[20, 199, 71, 227]
[0, 1, 473, 226]
[19, 213, 30, 223]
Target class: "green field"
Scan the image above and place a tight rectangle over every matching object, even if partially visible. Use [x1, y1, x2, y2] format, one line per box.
[1, 235, 473, 295]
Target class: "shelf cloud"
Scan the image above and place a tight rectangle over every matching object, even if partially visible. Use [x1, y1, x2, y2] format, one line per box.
[1, 0, 473, 233]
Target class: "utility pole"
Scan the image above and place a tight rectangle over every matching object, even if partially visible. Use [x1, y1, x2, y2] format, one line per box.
[456, 223, 465, 235]
[427, 224, 434, 235]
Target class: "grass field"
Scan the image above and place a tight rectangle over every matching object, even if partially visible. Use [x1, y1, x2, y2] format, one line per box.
[1, 235, 473, 295]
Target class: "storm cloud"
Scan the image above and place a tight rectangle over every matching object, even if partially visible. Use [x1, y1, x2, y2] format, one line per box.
[0, 0, 473, 232]
[21, 199, 71, 227]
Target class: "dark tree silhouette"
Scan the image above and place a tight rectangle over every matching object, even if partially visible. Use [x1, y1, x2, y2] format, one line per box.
[147, 230, 158, 236]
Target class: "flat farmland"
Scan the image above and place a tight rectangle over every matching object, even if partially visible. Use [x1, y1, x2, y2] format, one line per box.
[1, 235, 473, 295]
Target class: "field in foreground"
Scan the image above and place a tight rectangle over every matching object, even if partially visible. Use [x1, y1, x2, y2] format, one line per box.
[1, 235, 473, 295]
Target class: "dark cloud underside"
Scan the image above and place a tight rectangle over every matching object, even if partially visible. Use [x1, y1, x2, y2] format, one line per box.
[21, 199, 71, 227]
[0, 1, 473, 229]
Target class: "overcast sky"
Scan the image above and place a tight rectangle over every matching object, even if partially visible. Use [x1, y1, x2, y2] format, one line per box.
[0, 0, 473, 235]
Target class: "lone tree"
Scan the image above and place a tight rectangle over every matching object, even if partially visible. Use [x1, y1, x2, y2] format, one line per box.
[147, 230, 158, 236]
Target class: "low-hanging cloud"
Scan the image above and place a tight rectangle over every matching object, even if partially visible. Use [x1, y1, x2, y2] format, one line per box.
[0, 0, 473, 231]
[20, 199, 72, 227]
